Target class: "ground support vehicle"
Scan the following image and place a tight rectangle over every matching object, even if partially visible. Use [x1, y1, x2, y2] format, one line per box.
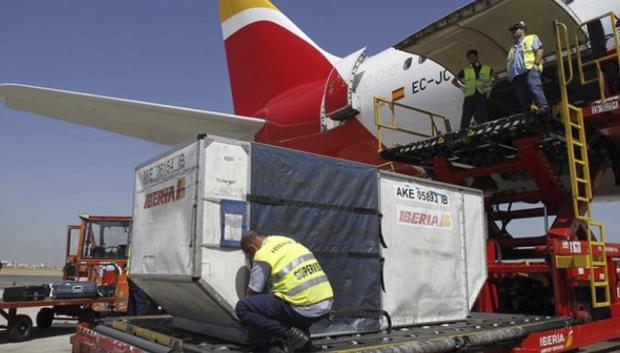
[376, 12, 620, 353]
[69, 9, 620, 353]
[0, 297, 115, 342]
[0, 215, 132, 342]
[63, 214, 133, 315]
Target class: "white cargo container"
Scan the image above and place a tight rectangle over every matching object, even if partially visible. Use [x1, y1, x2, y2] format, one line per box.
[129, 135, 487, 343]
[379, 172, 486, 326]
[131, 136, 252, 342]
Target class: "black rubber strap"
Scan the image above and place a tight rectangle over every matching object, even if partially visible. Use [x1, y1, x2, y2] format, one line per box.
[247, 194, 379, 215]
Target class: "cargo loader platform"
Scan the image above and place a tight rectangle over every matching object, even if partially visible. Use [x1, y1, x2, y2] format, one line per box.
[370, 12, 620, 353]
[73, 313, 572, 353]
[379, 113, 573, 169]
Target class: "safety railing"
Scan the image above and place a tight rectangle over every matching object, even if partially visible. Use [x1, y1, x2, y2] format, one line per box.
[575, 12, 620, 102]
[374, 97, 452, 153]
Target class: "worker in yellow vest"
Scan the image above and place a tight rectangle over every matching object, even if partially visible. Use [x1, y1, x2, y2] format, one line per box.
[236, 231, 334, 353]
[507, 21, 549, 117]
[452, 49, 494, 130]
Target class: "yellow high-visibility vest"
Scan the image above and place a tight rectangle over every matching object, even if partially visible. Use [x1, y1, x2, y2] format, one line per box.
[463, 64, 492, 97]
[507, 34, 543, 73]
[254, 236, 333, 306]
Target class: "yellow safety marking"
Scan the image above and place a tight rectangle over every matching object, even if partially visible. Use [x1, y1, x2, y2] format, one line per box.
[220, 0, 279, 22]
[555, 255, 589, 269]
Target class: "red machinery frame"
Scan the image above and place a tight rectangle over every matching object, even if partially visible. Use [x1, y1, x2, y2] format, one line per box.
[427, 99, 620, 351]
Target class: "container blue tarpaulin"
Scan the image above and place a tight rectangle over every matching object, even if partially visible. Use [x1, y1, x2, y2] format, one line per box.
[249, 143, 382, 332]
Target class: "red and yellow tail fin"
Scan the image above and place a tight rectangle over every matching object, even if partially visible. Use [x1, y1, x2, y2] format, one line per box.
[220, 0, 338, 118]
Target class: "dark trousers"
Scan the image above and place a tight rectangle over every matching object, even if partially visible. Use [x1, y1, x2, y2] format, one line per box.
[235, 294, 326, 340]
[513, 69, 549, 115]
[127, 280, 154, 316]
[460, 94, 488, 130]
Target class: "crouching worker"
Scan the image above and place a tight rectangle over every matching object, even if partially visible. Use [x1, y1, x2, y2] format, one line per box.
[236, 231, 334, 353]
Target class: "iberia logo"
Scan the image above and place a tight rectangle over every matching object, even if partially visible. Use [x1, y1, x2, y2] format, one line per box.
[143, 177, 186, 209]
[397, 205, 452, 229]
[539, 328, 573, 353]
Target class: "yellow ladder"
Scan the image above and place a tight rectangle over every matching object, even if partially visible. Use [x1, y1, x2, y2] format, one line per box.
[554, 21, 611, 308]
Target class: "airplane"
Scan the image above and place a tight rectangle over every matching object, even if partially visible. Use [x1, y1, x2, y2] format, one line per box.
[1, 0, 620, 198]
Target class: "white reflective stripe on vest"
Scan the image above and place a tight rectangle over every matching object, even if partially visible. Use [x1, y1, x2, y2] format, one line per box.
[284, 275, 330, 297]
[272, 253, 317, 283]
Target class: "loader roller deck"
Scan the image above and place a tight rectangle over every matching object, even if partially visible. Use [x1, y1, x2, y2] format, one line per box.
[379, 114, 573, 168]
[80, 313, 572, 353]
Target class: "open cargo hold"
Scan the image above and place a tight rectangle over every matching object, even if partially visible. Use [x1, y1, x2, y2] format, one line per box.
[130, 135, 487, 343]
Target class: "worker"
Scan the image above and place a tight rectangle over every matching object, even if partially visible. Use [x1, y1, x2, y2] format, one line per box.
[452, 49, 494, 130]
[235, 231, 334, 353]
[507, 21, 549, 117]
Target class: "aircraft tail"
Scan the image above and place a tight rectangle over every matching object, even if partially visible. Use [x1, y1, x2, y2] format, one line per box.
[220, 0, 338, 118]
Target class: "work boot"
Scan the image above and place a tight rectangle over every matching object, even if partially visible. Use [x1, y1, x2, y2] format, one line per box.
[283, 327, 310, 352]
[267, 343, 288, 353]
[298, 339, 315, 352]
[537, 106, 550, 120]
[297, 328, 314, 352]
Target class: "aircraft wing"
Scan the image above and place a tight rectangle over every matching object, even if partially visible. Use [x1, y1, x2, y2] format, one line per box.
[393, 0, 585, 76]
[0, 84, 265, 145]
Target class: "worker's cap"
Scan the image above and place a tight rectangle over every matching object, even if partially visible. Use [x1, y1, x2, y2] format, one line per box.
[509, 21, 526, 31]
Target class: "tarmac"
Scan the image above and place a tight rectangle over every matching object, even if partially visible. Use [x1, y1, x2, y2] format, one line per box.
[0, 306, 73, 353]
[1, 289, 620, 353]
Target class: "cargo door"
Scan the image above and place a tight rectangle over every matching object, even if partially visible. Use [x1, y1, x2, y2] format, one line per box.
[131, 138, 201, 278]
[321, 48, 366, 130]
[393, 0, 585, 76]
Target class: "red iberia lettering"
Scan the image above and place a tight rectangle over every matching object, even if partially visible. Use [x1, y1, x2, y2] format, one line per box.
[397, 206, 452, 229]
[143, 177, 187, 209]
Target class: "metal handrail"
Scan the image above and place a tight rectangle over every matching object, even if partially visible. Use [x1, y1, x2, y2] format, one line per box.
[374, 97, 452, 153]
[555, 21, 574, 87]
[574, 12, 620, 102]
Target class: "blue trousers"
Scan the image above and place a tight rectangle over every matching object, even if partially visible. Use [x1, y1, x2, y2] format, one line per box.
[460, 94, 488, 130]
[235, 294, 325, 340]
[513, 69, 548, 115]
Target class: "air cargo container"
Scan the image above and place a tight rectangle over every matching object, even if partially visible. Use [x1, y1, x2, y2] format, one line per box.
[127, 135, 487, 343]
[72, 135, 574, 353]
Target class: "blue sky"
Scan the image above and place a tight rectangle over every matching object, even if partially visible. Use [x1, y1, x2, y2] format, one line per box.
[0, 1, 618, 266]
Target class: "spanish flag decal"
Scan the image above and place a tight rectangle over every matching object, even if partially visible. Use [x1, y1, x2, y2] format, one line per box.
[392, 87, 405, 101]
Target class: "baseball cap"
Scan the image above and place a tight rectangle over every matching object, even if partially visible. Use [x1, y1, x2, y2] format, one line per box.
[509, 21, 526, 31]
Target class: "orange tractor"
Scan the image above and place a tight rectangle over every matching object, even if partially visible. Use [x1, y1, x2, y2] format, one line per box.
[1, 215, 137, 341]
[63, 214, 133, 314]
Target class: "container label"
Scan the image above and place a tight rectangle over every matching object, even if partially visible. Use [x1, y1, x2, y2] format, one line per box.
[396, 205, 452, 229]
[142, 153, 186, 186]
[143, 177, 186, 209]
[394, 184, 449, 207]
